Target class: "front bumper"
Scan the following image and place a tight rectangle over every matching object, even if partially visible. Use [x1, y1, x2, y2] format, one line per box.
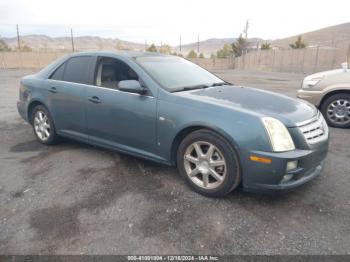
[241, 140, 328, 193]
[297, 89, 323, 106]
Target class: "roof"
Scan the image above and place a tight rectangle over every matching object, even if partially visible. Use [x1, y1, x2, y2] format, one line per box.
[69, 50, 167, 58]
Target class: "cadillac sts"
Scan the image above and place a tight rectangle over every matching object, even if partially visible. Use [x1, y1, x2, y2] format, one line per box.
[17, 52, 329, 197]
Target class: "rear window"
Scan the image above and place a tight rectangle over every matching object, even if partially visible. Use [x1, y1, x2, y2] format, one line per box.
[50, 62, 66, 81]
[63, 56, 91, 84]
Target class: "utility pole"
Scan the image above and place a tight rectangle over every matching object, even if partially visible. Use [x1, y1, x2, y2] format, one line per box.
[70, 28, 75, 52]
[243, 20, 249, 39]
[16, 24, 21, 51]
[197, 34, 199, 53]
[180, 35, 182, 53]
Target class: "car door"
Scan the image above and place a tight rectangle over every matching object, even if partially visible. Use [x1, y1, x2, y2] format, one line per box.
[85, 56, 158, 158]
[46, 55, 95, 141]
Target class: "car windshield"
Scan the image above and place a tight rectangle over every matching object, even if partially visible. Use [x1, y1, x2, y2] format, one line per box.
[135, 56, 224, 92]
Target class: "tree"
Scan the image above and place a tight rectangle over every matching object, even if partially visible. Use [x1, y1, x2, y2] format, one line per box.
[0, 39, 11, 51]
[159, 44, 171, 54]
[21, 44, 32, 52]
[115, 41, 125, 50]
[261, 41, 271, 50]
[198, 53, 205, 58]
[216, 43, 233, 58]
[289, 36, 306, 49]
[187, 50, 197, 58]
[231, 34, 248, 57]
[146, 43, 157, 52]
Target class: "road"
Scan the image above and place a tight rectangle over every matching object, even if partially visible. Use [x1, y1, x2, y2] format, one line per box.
[0, 69, 349, 255]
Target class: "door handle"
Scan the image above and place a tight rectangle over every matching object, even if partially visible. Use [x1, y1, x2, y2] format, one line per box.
[88, 96, 101, 104]
[49, 87, 57, 93]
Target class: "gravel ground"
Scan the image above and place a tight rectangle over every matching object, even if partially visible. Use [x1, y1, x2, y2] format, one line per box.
[0, 69, 349, 255]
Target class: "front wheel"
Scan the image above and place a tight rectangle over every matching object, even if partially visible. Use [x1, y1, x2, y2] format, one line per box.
[177, 129, 241, 197]
[321, 93, 350, 128]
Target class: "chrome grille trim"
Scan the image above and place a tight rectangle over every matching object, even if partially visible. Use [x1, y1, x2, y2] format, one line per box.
[297, 112, 329, 144]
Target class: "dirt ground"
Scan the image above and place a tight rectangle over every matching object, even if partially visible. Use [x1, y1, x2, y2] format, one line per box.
[0, 69, 349, 255]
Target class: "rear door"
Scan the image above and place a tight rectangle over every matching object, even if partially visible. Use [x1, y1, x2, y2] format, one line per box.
[46, 55, 95, 141]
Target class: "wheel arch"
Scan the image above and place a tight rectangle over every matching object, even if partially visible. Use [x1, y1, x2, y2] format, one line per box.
[170, 124, 241, 166]
[319, 89, 350, 108]
[27, 99, 49, 124]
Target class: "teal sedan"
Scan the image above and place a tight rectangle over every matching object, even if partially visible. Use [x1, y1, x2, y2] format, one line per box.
[17, 51, 329, 197]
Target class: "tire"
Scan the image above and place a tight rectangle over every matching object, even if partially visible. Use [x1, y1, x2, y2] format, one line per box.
[320, 93, 350, 128]
[31, 105, 59, 145]
[177, 129, 241, 197]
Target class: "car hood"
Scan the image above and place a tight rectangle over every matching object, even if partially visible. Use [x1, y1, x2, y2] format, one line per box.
[176, 85, 317, 127]
[305, 68, 345, 80]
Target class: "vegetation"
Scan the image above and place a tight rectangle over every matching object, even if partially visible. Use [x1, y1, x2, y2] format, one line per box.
[289, 36, 306, 49]
[231, 34, 249, 57]
[115, 41, 125, 50]
[216, 43, 233, 58]
[187, 50, 197, 59]
[146, 43, 157, 52]
[159, 44, 171, 54]
[198, 53, 205, 58]
[210, 53, 216, 59]
[21, 44, 32, 52]
[0, 39, 11, 51]
[261, 41, 271, 50]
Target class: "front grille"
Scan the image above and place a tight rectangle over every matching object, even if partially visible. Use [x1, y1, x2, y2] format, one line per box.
[297, 112, 329, 144]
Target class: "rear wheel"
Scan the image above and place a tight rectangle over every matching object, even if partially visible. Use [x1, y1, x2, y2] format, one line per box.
[31, 105, 59, 145]
[177, 129, 241, 197]
[321, 93, 350, 128]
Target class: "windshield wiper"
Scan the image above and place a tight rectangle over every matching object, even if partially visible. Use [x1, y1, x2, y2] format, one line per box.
[172, 84, 210, 92]
[208, 82, 226, 87]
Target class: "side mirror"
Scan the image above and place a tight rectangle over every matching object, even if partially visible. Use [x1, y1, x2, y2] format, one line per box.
[341, 62, 348, 72]
[118, 80, 146, 94]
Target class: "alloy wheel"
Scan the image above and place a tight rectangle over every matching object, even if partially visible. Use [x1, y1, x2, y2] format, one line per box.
[34, 110, 51, 141]
[326, 99, 350, 125]
[183, 141, 227, 189]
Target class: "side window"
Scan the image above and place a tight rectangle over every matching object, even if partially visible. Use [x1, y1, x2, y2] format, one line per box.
[63, 56, 91, 84]
[50, 62, 66, 81]
[95, 57, 139, 89]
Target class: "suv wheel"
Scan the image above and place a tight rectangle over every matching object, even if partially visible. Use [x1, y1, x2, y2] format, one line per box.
[177, 129, 241, 197]
[321, 93, 350, 128]
[31, 105, 59, 145]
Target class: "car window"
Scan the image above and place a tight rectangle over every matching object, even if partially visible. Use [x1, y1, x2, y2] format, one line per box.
[95, 57, 139, 89]
[63, 56, 91, 84]
[50, 62, 66, 81]
[136, 56, 222, 92]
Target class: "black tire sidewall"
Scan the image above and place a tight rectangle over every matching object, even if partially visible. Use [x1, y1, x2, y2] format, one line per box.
[31, 105, 58, 145]
[321, 93, 350, 128]
[177, 129, 241, 197]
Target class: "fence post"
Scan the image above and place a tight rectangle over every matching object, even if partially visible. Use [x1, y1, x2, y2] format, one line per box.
[271, 49, 275, 71]
[313, 46, 320, 73]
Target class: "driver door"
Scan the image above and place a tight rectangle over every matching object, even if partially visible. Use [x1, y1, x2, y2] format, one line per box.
[86, 56, 158, 158]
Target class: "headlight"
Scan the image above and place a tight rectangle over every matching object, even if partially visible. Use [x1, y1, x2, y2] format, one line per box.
[261, 117, 295, 152]
[302, 76, 323, 88]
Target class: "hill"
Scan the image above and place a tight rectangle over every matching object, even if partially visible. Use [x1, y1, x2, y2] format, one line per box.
[272, 22, 350, 49]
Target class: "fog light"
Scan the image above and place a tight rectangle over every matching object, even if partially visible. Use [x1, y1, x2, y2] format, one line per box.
[286, 160, 298, 171]
[281, 174, 293, 183]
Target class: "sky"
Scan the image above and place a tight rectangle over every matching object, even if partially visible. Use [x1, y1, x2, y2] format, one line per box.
[0, 0, 349, 45]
